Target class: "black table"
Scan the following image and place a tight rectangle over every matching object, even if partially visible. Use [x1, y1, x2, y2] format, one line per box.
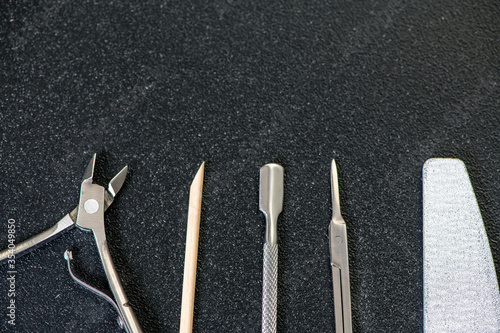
[1, 1, 499, 332]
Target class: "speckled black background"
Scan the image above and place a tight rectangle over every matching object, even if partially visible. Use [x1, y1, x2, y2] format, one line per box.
[0, 1, 499, 332]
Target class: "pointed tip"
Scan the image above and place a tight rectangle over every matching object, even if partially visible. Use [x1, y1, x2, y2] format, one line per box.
[191, 162, 205, 187]
[82, 153, 97, 182]
[331, 158, 337, 179]
[196, 161, 205, 177]
[198, 161, 205, 171]
[108, 165, 128, 197]
[330, 158, 343, 222]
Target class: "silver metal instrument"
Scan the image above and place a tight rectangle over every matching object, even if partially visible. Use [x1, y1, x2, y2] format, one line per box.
[328, 159, 352, 333]
[0, 154, 142, 333]
[259, 163, 284, 333]
[423, 158, 500, 332]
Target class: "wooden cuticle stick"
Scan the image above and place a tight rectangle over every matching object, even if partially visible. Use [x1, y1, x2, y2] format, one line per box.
[180, 162, 205, 333]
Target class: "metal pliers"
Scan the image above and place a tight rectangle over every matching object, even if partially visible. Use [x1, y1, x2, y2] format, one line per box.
[0, 154, 142, 333]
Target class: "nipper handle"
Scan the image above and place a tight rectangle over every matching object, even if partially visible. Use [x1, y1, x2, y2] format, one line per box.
[0, 213, 75, 264]
[95, 233, 142, 333]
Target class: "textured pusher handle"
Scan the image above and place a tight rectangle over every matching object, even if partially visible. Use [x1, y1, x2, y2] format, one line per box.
[262, 243, 278, 333]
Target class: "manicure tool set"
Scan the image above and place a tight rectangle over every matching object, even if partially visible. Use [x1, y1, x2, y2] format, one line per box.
[2, 154, 499, 332]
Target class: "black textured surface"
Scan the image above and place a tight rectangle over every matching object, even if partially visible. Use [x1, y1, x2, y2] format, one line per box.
[0, 1, 499, 332]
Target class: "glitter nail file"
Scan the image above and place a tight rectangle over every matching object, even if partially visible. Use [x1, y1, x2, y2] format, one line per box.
[423, 158, 500, 332]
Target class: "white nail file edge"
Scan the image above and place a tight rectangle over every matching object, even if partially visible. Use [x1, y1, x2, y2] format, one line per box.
[423, 158, 500, 332]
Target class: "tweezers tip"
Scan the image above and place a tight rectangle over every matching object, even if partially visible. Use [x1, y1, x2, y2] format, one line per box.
[330, 158, 343, 222]
[331, 158, 337, 170]
[330, 159, 339, 184]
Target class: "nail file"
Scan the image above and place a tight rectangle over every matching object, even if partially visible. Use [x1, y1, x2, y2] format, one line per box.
[423, 158, 500, 332]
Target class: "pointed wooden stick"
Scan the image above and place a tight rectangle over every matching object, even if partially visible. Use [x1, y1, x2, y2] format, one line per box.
[180, 162, 205, 333]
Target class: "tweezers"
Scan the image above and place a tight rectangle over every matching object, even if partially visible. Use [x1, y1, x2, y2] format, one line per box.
[328, 159, 352, 333]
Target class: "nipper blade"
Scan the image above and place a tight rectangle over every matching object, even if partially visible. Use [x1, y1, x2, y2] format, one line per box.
[82, 153, 97, 182]
[109, 166, 129, 198]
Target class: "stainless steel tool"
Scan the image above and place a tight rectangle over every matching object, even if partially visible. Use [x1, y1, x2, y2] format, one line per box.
[328, 159, 352, 333]
[0, 154, 142, 333]
[423, 158, 500, 332]
[259, 163, 284, 333]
